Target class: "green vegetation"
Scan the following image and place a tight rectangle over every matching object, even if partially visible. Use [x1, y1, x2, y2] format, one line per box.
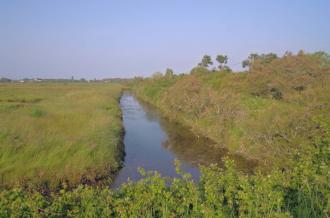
[0, 131, 328, 217]
[198, 55, 213, 68]
[0, 83, 124, 189]
[216, 54, 229, 70]
[0, 51, 329, 217]
[131, 51, 330, 170]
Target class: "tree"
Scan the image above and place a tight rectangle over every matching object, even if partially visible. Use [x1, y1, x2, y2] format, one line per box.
[190, 66, 209, 75]
[222, 66, 232, 72]
[297, 49, 305, 56]
[262, 53, 278, 63]
[242, 53, 278, 69]
[249, 53, 259, 61]
[199, 55, 213, 68]
[152, 72, 163, 79]
[242, 60, 250, 68]
[242, 53, 258, 69]
[165, 68, 174, 78]
[313, 51, 330, 67]
[0, 77, 11, 83]
[216, 54, 228, 70]
[284, 51, 293, 57]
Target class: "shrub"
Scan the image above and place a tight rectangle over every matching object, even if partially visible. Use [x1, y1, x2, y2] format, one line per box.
[30, 108, 46, 117]
[190, 66, 210, 75]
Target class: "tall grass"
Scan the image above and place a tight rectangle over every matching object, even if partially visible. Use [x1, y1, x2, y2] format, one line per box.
[0, 83, 124, 188]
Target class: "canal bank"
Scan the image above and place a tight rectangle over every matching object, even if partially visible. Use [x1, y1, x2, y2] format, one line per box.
[111, 92, 256, 188]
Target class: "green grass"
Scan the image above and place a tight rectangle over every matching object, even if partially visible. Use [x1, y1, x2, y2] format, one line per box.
[0, 83, 123, 188]
[241, 95, 270, 110]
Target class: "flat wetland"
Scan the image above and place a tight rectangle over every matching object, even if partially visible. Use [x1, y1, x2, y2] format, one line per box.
[0, 83, 123, 188]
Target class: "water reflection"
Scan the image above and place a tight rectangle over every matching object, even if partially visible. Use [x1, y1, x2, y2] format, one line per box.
[138, 94, 256, 173]
[111, 92, 256, 188]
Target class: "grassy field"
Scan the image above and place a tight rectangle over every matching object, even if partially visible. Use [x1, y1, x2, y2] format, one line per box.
[0, 83, 123, 188]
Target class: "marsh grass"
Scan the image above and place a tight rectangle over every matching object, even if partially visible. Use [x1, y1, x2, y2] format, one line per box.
[0, 83, 123, 188]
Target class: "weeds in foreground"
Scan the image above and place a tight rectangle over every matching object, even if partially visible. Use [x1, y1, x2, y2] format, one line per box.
[0, 133, 328, 217]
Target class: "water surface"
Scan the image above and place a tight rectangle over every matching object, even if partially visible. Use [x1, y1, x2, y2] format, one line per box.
[111, 92, 255, 188]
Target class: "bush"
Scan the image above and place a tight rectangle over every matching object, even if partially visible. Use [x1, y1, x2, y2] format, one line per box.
[30, 108, 46, 117]
[270, 87, 283, 100]
[190, 66, 210, 75]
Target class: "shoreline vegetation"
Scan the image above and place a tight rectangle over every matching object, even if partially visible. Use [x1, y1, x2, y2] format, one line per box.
[0, 51, 329, 217]
[0, 140, 328, 217]
[130, 51, 330, 171]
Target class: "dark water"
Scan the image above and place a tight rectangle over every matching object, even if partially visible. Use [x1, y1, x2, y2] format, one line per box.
[111, 92, 256, 188]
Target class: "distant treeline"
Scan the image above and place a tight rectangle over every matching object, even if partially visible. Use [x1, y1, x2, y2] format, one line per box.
[0, 77, 131, 83]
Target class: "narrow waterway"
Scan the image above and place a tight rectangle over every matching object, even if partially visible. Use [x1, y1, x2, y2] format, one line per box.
[111, 92, 256, 188]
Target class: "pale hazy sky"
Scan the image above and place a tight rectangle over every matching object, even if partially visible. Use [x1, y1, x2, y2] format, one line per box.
[1, 0, 329, 79]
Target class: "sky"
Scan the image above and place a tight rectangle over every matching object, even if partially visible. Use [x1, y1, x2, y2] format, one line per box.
[0, 0, 330, 80]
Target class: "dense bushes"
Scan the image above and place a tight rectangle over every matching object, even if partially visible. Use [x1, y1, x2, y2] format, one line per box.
[131, 51, 330, 170]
